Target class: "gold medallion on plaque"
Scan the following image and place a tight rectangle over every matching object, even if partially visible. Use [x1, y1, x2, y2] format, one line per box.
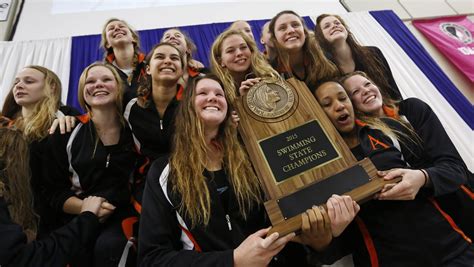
[245, 79, 297, 121]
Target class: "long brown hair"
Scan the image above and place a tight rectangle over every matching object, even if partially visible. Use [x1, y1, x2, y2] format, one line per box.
[0, 127, 37, 233]
[1, 65, 62, 142]
[170, 74, 261, 227]
[315, 14, 395, 101]
[269, 10, 339, 89]
[210, 29, 280, 103]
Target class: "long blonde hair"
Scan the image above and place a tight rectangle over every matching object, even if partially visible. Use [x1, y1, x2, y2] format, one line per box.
[269, 10, 339, 89]
[210, 29, 280, 103]
[170, 74, 261, 227]
[1, 65, 62, 142]
[0, 127, 37, 233]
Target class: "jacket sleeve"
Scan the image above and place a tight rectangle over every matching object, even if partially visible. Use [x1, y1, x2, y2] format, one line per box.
[0, 198, 100, 267]
[400, 98, 468, 196]
[138, 158, 233, 267]
[42, 130, 77, 212]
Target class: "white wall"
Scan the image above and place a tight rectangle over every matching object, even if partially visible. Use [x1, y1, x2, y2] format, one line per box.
[13, 0, 347, 41]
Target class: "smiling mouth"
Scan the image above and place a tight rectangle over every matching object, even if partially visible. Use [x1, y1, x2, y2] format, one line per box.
[363, 95, 376, 104]
[92, 91, 109, 96]
[234, 58, 246, 64]
[204, 106, 219, 111]
[286, 36, 298, 42]
[159, 67, 175, 73]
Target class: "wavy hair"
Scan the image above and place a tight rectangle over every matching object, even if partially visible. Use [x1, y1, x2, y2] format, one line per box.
[210, 29, 280, 103]
[315, 14, 395, 101]
[269, 10, 339, 89]
[1, 65, 62, 142]
[170, 74, 261, 227]
[0, 127, 37, 233]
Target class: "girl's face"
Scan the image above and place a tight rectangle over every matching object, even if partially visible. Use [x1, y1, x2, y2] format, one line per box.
[343, 74, 383, 115]
[274, 13, 306, 54]
[105, 20, 134, 49]
[162, 29, 188, 55]
[147, 45, 183, 83]
[220, 34, 252, 75]
[319, 16, 348, 44]
[83, 66, 119, 108]
[194, 78, 228, 129]
[315, 82, 355, 134]
[13, 68, 46, 108]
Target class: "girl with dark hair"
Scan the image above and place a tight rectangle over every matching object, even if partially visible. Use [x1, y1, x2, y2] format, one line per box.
[0, 127, 105, 267]
[138, 73, 357, 266]
[43, 62, 137, 266]
[313, 80, 473, 266]
[268, 10, 339, 90]
[124, 42, 185, 165]
[315, 14, 402, 100]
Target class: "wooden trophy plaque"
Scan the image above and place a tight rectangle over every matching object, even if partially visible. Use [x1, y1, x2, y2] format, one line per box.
[235, 78, 396, 236]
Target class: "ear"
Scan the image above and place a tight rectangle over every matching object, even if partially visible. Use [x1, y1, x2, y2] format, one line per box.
[146, 65, 151, 75]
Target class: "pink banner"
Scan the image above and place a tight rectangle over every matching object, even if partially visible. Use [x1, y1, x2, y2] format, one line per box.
[413, 16, 474, 83]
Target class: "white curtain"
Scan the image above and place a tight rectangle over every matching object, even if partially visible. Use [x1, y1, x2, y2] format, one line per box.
[310, 12, 473, 171]
[0, 37, 71, 109]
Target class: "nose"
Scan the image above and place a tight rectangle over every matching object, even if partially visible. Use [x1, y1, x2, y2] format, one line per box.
[207, 93, 217, 102]
[334, 101, 345, 112]
[15, 81, 24, 89]
[361, 87, 370, 95]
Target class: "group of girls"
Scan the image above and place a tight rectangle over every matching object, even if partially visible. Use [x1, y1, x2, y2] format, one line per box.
[0, 9, 472, 267]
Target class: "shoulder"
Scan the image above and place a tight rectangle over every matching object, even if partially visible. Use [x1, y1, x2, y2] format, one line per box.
[399, 98, 432, 117]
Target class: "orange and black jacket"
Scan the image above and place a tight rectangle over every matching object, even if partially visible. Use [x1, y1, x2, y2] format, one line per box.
[42, 115, 137, 218]
[124, 89, 182, 169]
[0, 196, 100, 267]
[387, 97, 473, 238]
[316, 122, 471, 266]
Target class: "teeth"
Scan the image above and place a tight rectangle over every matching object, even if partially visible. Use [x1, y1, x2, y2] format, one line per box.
[205, 107, 218, 111]
[364, 95, 375, 104]
[235, 58, 246, 64]
[287, 36, 297, 41]
[93, 91, 108, 96]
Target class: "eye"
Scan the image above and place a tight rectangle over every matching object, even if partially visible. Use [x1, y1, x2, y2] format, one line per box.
[277, 25, 286, 31]
[225, 48, 235, 54]
[364, 81, 371, 87]
[13, 79, 20, 85]
[170, 55, 180, 61]
[351, 89, 359, 96]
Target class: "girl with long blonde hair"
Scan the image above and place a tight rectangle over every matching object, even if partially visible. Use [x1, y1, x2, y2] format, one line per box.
[138, 74, 319, 266]
[210, 29, 280, 103]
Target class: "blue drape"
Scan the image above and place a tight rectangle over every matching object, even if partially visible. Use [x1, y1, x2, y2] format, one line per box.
[67, 17, 315, 111]
[370, 10, 473, 129]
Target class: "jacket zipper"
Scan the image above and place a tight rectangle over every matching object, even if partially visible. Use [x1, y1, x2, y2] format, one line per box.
[225, 214, 232, 231]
